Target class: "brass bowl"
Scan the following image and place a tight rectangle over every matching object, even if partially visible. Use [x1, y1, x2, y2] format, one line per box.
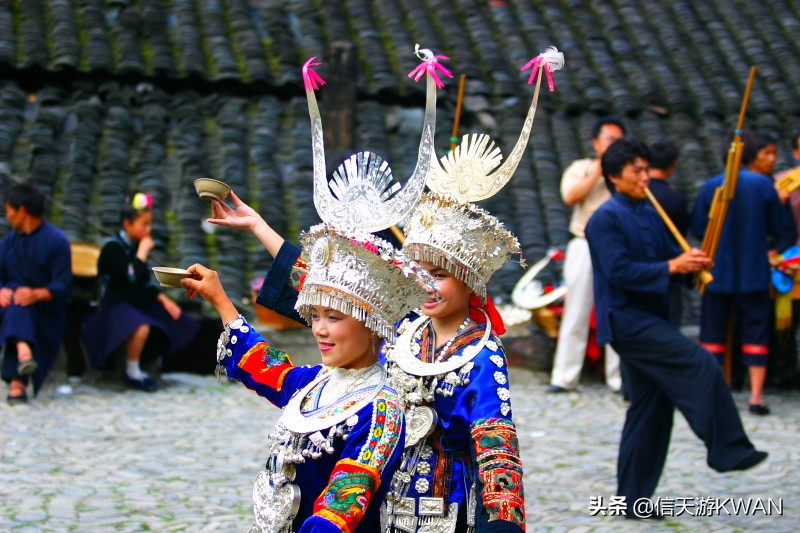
[194, 178, 232, 203]
[152, 267, 191, 288]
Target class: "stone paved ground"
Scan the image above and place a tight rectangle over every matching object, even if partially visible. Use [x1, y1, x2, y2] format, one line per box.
[1, 339, 798, 532]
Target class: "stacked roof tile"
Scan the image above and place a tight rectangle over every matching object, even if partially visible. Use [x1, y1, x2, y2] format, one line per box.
[0, 0, 798, 299]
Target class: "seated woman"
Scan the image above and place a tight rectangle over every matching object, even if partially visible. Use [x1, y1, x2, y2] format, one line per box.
[82, 192, 199, 391]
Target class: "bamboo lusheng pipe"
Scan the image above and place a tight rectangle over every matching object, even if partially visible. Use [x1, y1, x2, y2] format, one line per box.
[698, 66, 757, 293]
[450, 74, 467, 152]
[645, 188, 714, 286]
[777, 167, 800, 195]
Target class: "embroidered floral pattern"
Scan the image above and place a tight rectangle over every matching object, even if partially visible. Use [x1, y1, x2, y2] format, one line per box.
[289, 255, 310, 291]
[357, 391, 402, 471]
[237, 342, 295, 391]
[313, 458, 379, 533]
[470, 418, 526, 528]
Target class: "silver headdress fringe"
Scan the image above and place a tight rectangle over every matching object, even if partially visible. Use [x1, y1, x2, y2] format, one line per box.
[295, 224, 435, 341]
[403, 193, 523, 301]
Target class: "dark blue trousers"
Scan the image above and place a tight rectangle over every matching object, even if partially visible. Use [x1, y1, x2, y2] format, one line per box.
[610, 314, 759, 507]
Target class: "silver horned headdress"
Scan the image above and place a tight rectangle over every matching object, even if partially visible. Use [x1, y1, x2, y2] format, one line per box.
[305, 45, 448, 234]
[404, 47, 565, 300]
[295, 48, 448, 339]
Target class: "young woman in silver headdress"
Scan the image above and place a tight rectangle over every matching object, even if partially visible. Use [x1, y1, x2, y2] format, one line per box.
[182, 223, 428, 533]
[180, 49, 442, 533]
[212, 47, 564, 532]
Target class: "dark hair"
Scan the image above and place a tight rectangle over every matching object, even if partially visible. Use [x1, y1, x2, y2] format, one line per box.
[790, 129, 800, 152]
[601, 137, 651, 192]
[726, 130, 778, 167]
[120, 191, 151, 225]
[4, 183, 45, 217]
[591, 116, 626, 139]
[648, 140, 679, 170]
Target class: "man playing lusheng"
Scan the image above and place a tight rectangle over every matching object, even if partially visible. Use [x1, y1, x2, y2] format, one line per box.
[585, 138, 767, 518]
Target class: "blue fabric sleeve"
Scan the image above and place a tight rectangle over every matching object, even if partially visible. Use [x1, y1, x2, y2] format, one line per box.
[256, 240, 306, 325]
[45, 231, 73, 306]
[0, 237, 7, 286]
[587, 211, 670, 293]
[450, 339, 526, 532]
[772, 194, 796, 252]
[297, 516, 342, 533]
[691, 181, 713, 241]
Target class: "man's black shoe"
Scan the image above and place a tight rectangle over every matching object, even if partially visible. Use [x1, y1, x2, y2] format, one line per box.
[748, 403, 770, 416]
[730, 450, 768, 472]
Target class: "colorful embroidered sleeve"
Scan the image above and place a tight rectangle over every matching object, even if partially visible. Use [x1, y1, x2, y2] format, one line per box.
[305, 388, 404, 533]
[218, 315, 316, 408]
[456, 337, 526, 532]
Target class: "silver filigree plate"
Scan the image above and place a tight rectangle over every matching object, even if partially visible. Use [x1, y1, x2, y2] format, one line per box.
[252, 470, 301, 533]
[405, 405, 438, 448]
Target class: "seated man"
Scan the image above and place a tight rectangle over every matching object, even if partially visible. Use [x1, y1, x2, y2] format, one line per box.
[585, 138, 767, 518]
[0, 183, 72, 404]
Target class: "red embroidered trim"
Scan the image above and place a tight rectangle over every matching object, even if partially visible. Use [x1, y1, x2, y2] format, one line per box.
[471, 418, 526, 529]
[742, 344, 768, 355]
[313, 459, 380, 533]
[700, 342, 726, 354]
[237, 342, 294, 390]
[290, 256, 310, 291]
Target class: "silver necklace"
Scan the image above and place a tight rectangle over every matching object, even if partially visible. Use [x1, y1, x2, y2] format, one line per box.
[281, 364, 386, 434]
[391, 310, 491, 377]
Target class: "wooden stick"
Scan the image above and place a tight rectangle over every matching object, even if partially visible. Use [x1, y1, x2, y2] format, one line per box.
[736, 67, 757, 132]
[389, 225, 405, 244]
[450, 74, 467, 152]
[645, 188, 714, 286]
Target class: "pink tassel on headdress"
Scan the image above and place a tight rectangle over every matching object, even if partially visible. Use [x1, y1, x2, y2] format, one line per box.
[303, 57, 326, 91]
[521, 46, 565, 91]
[407, 44, 453, 89]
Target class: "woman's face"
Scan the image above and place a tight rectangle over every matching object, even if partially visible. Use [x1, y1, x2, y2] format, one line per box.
[310, 305, 378, 369]
[751, 143, 778, 175]
[123, 210, 153, 242]
[417, 261, 473, 321]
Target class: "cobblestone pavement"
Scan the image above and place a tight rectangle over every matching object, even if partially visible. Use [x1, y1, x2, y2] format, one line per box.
[2, 337, 798, 532]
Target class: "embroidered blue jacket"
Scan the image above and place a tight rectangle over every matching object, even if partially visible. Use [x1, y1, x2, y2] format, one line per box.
[255, 242, 526, 532]
[220, 317, 404, 533]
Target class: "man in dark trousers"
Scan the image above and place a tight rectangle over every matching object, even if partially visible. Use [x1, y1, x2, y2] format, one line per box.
[585, 138, 767, 519]
[647, 140, 689, 326]
[0, 183, 72, 404]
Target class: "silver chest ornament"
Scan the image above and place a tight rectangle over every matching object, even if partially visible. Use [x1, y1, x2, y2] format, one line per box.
[249, 367, 386, 533]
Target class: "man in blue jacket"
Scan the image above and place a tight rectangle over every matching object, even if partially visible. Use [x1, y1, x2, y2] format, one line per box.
[691, 131, 786, 415]
[1, 183, 72, 404]
[585, 138, 767, 519]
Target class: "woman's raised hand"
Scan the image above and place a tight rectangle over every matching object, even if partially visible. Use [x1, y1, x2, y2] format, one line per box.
[181, 264, 239, 324]
[207, 191, 262, 231]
